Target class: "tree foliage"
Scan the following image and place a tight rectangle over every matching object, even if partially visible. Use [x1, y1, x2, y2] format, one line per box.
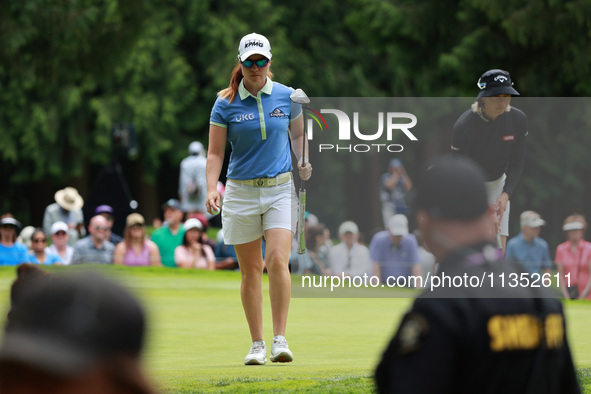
[1, 0, 590, 246]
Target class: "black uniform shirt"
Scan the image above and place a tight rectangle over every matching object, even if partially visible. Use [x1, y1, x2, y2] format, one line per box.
[375, 243, 580, 394]
[451, 107, 528, 198]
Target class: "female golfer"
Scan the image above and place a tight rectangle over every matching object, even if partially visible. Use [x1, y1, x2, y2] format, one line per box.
[451, 69, 527, 253]
[205, 33, 311, 365]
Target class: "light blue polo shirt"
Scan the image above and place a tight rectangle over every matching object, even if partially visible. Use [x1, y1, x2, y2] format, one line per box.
[0, 242, 29, 266]
[210, 77, 302, 180]
[28, 252, 64, 265]
[369, 231, 420, 282]
[505, 233, 552, 274]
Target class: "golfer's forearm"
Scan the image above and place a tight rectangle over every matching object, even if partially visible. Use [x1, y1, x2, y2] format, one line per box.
[207, 124, 227, 191]
[206, 156, 223, 191]
[290, 135, 308, 162]
[289, 116, 307, 162]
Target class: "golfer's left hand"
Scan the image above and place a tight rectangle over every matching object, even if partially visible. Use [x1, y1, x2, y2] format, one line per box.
[495, 192, 509, 229]
[298, 159, 312, 181]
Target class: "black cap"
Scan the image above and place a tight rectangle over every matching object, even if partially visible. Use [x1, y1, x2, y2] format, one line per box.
[0, 271, 146, 376]
[414, 155, 489, 221]
[476, 69, 520, 98]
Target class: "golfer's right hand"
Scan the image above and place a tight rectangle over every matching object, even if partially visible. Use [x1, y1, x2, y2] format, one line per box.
[205, 190, 221, 215]
[490, 203, 501, 234]
[298, 160, 312, 181]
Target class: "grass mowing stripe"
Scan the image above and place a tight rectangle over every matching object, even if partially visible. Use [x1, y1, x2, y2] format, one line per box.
[0, 266, 588, 392]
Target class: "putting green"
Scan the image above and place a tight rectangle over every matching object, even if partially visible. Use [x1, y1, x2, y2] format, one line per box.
[0, 266, 588, 393]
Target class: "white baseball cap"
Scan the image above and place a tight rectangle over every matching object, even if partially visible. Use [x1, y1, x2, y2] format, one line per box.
[520, 211, 545, 228]
[183, 218, 203, 231]
[238, 33, 272, 62]
[388, 214, 408, 236]
[306, 213, 319, 227]
[188, 141, 204, 155]
[563, 221, 584, 231]
[50, 221, 69, 235]
[338, 221, 359, 235]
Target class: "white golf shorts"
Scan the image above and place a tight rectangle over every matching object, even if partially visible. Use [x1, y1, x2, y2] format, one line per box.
[485, 174, 510, 237]
[221, 179, 298, 245]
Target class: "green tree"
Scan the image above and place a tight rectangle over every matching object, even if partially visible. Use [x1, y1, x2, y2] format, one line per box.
[346, 0, 591, 246]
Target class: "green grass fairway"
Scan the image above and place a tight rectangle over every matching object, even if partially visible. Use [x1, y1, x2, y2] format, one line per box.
[0, 266, 589, 393]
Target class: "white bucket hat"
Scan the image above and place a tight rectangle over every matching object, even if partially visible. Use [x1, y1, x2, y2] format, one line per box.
[54, 187, 84, 211]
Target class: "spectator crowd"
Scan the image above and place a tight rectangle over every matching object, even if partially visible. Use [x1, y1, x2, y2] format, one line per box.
[0, 144, 590, 300]
[2, 186, 591, 300]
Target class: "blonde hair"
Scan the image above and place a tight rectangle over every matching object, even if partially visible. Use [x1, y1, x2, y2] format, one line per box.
[124, 224, 146, 250]
[218, 61, 274, 103]
[471, 99, 512, 115]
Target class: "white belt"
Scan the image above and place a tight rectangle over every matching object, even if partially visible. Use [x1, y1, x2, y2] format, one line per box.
[228, 172, 291, 187]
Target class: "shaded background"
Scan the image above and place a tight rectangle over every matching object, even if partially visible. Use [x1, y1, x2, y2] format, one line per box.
[1, 0, 590, 251]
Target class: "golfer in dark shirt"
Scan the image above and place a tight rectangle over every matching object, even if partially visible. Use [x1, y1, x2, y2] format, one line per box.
[452, 69, 527, 253]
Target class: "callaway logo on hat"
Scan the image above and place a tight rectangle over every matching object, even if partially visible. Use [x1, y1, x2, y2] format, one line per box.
[476, 69, 520, 98]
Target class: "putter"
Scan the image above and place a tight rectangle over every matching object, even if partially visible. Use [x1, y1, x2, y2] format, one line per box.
[290, 88, 310, 254]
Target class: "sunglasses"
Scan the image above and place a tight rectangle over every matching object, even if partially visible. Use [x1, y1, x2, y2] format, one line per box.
[241, 59, 269, 68]
[33, 238, 46, 243]
[94, 226, 109, 231]
[54, 231, 67, 236]
[130, 223, 144, 229]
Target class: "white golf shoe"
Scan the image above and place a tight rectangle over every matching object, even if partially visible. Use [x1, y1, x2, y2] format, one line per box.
[270, 335, 293, 363]
[244, 340, 267, 365]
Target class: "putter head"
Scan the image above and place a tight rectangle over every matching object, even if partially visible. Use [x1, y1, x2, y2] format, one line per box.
[290, 88, 310, 104]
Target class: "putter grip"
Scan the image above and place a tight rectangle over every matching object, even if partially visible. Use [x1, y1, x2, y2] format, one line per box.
[297, 190, 307, 254]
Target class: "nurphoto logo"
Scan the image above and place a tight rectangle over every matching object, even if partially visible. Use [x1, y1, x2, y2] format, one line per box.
[304, 106, 418, 153]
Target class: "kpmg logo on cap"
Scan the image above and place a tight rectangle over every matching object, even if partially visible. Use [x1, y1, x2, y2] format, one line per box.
[302, 104, 418, 154]
[494, 75, 508, 83]
[244, 39, 264, 48]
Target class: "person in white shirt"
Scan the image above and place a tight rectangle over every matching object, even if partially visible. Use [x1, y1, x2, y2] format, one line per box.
[328, 221, 372, 277]
[179, 141, 208, 217]
[45, 221, 74, 265]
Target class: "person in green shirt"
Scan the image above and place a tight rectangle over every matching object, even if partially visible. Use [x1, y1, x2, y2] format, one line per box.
[151, 199, 185, 267]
